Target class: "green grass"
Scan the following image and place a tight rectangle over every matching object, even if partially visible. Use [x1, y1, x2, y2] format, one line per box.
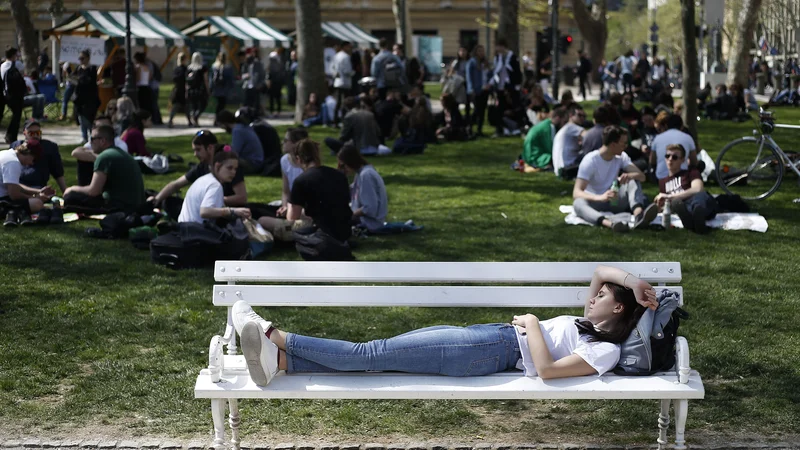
[1, 109, 800, 444]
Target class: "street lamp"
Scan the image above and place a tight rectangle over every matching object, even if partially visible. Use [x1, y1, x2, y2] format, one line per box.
[122, 0, 137, 106]
[485, 0, 491, 51]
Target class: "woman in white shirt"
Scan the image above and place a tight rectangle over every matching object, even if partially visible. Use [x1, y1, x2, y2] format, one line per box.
[230, 265, 658, 387]
[178, 146, 251, 224]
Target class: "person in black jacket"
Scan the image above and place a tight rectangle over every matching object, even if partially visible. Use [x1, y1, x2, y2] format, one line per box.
[435, 93, 467, 141]
[489, 39, 522, 138]
[577, 51, 592, 101]
[168, 52, 190, 128]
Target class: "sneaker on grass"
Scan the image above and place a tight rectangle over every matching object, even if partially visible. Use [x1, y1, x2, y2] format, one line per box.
[3, 210, 19, 227]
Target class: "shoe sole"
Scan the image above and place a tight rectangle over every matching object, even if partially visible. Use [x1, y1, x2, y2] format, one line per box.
[612, 222, 630, 233]
[3, 222, 18, 227]
[241, 322, 270, 387]
[634, 204, 658, 229]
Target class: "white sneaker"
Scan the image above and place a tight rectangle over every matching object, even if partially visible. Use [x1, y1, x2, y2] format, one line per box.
[241, 321, 279, 387]
[231, 300, 272, 336]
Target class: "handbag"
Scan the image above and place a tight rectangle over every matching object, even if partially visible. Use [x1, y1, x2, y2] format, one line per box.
[243, 218, 273, 243]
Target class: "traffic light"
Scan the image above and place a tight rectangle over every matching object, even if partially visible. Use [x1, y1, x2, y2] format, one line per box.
[559, 34, 573, 55]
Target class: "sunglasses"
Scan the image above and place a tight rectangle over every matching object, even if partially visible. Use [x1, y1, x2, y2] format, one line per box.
[665, 153, 682, 160]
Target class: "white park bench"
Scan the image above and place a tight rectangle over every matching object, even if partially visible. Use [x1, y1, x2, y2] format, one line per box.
[196, 261, 704, 450]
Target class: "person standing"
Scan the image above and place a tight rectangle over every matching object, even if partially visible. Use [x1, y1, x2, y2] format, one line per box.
[243, 48, 266, 114]
[577, 51, 592, 101]
[74, 50, 100, 144]
[211, 52, 235, 120]
[466, 45, 491, 137]
[145, 51, 163, 125]
[134, 52, 153, 115]
[616, 50, 635, 94]
[333, 42, 354, 127]
[59, 62, 75, 121]
[186, 52, 209, 127]
[490, 39, 522, 138]
[370, 38, 405, 99]
[168, 52, 190, 128]
[267, 48, 286, 118]
[2, 48, 26, 144]
[288, 50, 299, 106]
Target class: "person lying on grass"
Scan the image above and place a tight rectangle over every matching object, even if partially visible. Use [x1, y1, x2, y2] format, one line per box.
[231, 265, 658, 387]
[177, 146, 251, 224]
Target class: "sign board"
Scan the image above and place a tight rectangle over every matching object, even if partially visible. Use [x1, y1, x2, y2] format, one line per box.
[191, 36, 222, 70]
[59, 36, 106, 66]
[412, 35, 443, 76]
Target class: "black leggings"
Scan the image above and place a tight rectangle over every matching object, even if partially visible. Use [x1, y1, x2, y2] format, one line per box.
[269, 86, 282, 114]
[215, 96, 227, 116]
[472, 91, 489, 134]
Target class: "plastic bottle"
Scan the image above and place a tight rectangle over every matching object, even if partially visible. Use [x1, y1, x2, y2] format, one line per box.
[610, 180, 620, 206]
[663, 199, 672, 229]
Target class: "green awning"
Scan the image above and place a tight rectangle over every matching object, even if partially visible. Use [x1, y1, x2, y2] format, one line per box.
[48, 10, 186, 47]
[181, 17, 291, 48]
[320, 22, 379, 48]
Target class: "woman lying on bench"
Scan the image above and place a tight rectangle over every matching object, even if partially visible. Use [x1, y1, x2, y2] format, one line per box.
[232, 265, 658, 386]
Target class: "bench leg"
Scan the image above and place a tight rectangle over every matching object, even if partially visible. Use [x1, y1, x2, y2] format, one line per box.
[673, 399, 689, 450]
[657, 399, 670, 450]
[211, 398, 227, 449]
[229, 399, 241, 450]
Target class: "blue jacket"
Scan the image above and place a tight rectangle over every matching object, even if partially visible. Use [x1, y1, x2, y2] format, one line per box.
[465, 57, 485, 96]
[370, 50, 404, 89]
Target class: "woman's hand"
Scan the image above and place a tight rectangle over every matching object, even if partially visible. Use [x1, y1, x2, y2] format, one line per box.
[233, 208, 252, 219]
[276, 204, 287, 217]
[631, 279, 658, 310]
[512, 314, 539, 328]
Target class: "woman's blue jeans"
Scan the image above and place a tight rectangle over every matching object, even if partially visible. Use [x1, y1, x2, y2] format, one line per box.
[285, 323, 521, 377]
[61, 83, 74, 117]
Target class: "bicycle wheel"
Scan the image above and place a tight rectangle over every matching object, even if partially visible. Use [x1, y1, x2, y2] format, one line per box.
[715, 137, 784, 200]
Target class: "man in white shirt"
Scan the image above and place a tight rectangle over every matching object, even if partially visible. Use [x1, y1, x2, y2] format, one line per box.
[333, 41, 354, 127]
[649, 113, 698, 179]
[552, 105, 587, 176]
[572, 125, 657, 233]
[23, 73, 46, 119]
[1, 143, 54, 226]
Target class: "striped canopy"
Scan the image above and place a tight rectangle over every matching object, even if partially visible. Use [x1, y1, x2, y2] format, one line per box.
[48, 11, 186, 47]
[320, 22, 379, 48]
[181, 17, 291, 49]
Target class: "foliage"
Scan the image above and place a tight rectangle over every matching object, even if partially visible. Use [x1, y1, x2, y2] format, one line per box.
[606, 0, 684, 60]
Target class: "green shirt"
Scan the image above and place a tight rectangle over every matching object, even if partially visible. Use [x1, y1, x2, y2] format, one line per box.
[93, 147, 145, 212]
[522, 118, 554, 168]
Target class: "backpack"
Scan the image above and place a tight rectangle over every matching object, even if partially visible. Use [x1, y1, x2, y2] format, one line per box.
[135, 154, 171, 175]
[293, 227, 355, 261]
[613, 289, 689, 376]
[268, 56, 285, 84]
[383, 57, 406, 89]
[4, 63, 26, 102]
[186, 68, 204, 90]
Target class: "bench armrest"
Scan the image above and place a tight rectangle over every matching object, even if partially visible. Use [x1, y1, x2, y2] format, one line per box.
[675, 336, 691, 384]
[208, 335, 225, 383]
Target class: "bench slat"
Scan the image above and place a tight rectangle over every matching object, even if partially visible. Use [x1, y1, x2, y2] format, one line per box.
[214, 262, 682, 284]
[212, 285, 684, 307]
[195, 358, 704, 400]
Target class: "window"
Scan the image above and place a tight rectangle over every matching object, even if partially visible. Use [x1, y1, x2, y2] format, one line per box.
[370, 29, 397, 47]
[414, 29, 438, 36]
[460, 30, 478, 52]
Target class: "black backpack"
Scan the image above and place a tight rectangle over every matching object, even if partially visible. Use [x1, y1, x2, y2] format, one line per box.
[187, 68, 204, 90]
[293, 227, 355, 261]
[383, 57, 406, 89]
[4, 63, 26, 102]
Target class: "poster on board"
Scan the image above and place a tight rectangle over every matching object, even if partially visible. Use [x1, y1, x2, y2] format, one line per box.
[412, 36, 442, 76]
[60, 36, 106, 66]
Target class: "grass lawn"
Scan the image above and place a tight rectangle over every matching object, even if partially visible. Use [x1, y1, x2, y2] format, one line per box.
[1, 107, 800, 445]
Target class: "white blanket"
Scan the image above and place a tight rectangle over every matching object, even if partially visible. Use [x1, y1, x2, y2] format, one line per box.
[559, 205, 768, 233]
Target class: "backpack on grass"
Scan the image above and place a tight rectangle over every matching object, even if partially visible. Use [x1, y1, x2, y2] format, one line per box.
[613, 289, 689, 376]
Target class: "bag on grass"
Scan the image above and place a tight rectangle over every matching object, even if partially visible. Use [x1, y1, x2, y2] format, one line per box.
[293, 227, 355, 261]
[613, 289, 689, 376]
[243, 218, 274, 257]
[151, 220, 250, 269]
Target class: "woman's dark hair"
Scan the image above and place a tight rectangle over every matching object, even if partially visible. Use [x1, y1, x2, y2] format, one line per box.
[666, 113, 684, 130]
[602, 125, 628, 146]
[338, 143, 368, 170]
[471, 44, 485, 60]
[286, 127, 309, 144]
[576, 283, 646, 344]
[212, 145, 239, 166]
[134, 52, 146, 64]
[289, 138, 321, 167]
[192, 129, 218, 147]
[608, 92, 623, 107]
[441, 93, 458, 113]
[410, 97, 434, 130]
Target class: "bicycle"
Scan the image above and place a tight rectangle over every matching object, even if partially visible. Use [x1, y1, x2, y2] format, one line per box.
[715, 109, 800, 200]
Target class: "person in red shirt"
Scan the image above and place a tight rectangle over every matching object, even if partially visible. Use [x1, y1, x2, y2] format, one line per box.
[654, 144, 717, 233]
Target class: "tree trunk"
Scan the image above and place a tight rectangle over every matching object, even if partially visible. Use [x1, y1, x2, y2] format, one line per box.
[680, 0, 699, 140]
[726, 0, 763, 87]
[10, 0, 40, 74]
[294, 0, 327, 123]
[392, 0, 413, 55]
[243, 0, 257, 17]
[498, 0, 520, 56]
[573, 0, 608, 83]
[225, 0, 244, 17]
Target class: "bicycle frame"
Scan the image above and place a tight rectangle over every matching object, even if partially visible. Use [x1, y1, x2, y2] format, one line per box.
[763, 125, 800, 177]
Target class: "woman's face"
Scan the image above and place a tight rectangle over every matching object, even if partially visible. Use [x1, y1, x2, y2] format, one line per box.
[622, 96, 633, 109]
[215, 159, 239, 183]
[283, 133, 296, 155]
[586, 284, 622, 325]
[458, 48, 468, 59]
[476, 46, 485, 59]
[338, 159, 354, 176]
[309, 93, 317, 103]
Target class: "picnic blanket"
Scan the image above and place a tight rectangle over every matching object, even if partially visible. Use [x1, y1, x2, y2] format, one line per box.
[559, 205, 769, 233]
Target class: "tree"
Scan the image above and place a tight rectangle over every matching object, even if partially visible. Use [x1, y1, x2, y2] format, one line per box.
[225, 0, 244, 17]
[727, 0, 762, 87]
[243, 0, 256, 17]
[10, 0, 39, 73]
[680, 0, 698, 140]
[498, 0, 520, 56]
[573, 0, 608, 82]
[294, 0, 327, 122]
[392, 0, 413, 55]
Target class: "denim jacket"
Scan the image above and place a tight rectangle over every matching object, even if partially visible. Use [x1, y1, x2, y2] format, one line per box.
[465, 57, 485, 96]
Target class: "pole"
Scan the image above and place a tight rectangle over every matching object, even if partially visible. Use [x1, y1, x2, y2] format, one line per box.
[123, 0, 138, 106]
[48, 1, 64, 79]
[485, 0, 491, 51]
[551, 0, 559, 100]
[698, 0, 705, 72]
[166, 0, 170, 24]
[192, 0, 197, 22]
[400, 0, 407, 45]
[139, 0, 144, 13]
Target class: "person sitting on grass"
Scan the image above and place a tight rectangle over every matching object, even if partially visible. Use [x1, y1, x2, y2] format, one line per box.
[375, 89, 410, 141]
[551, 104, 587, 179]
[324, 97, 388, 156]
[301, 92, 328, 128]
[72, 115, 129, 186]
[654, 144, 717, 234]
[11, 119, 67, 196]
[517, 106, 569, 172]
[228, 264, 658, 387]
[177, 148, 252, 225]
[276, 128, 309, 219]
[649, 113, 697, 180]
[63, 125, 145, 215]
[120, 110, 151, 157]
[572, 126, 658, 233]
[216, 109, 265, 175]
[488, 86, 526, 137]
[580, 105, 611, 157]
[337, 143, 388, 232]
[148, 130, 247, 219]
[393, 96, 436, 155]
[704, 84, 738, 120]
[1, 143, 54, 226]
[436, 92, 468, 141]
[259, 139, 352, 243]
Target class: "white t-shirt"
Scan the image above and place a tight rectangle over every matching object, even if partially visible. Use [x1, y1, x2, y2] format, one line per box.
[577, 149, 633, 196]
[616, 56, 635, 75]
[515, 315, 620, 377]
[178, 173, 224, 224]
[280, 153, 304, 191]
[552, 122, 584, 174]
[84, 137, 129, 153]
[0, 149, 22, 198]
[651, 129, 696, 179]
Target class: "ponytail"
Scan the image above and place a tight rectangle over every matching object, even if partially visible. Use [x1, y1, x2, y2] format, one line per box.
[212, 144, 238, 165]
[576, 283, 645, 344]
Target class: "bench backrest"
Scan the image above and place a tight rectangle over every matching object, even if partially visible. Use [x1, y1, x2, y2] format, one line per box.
[212, 262, 683, 308]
